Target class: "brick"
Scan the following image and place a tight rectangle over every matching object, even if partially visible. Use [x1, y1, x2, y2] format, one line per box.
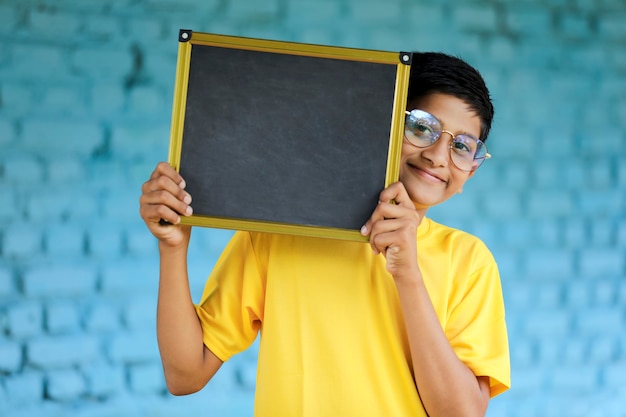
[11, 45, 68, 79]
[45, 302, 80, 334]
[84, 303, 121, 333]
[527, 190, 574, 218]
[0, 6, 18, 34]
[501, 220, 532, 248]
[1, 154, 45, 183]
[84, 363, 126, 397]
[579, 248, 624, 278]
[578, 126, 622, 156]
[123, 296, 156, 330]
[23, 263, 97, 297]
[101, 260, 158, 295]
[47, 157, 85, 183]
[100, 189, 139, 221]
[577, 190, 622, 217]
[565, 281, 591, 309]
[536, 338, 560, 365]
[549, 365, 598, 393]
[525, 249, 574, 280]
[108, 330, 160, 363]
[27, 335, 99, 369]
[90, 82, 126, 116]
[588, 337, 616, 364]
[83, 15, 123, 41]
[87, 223, 123, 259]
[46, 369, 86, 401]
[0, 267, 14, 297]
[6, 303, 42, 338]
[0, 84, 35, 116]
[25, 188, 73, 221]
[588, 220, 614, 248]
[3, 372, 44, 406]
[535, 283, 563, 309]
[575, 308, 623, 336]
[142, 52, 177, 86]
[482, 190, 522, 219]
[44, 224, 86, 257]
[286, 1, 342, 24]
[29, 9, 81, 37]
[71, 47, 134, 80]
[0, 340, 22, 372]
[226, 0, 280, 18]
[110, 123, 169, 158]
[87, 159, 128, 189]
[129, 363, 165, 394]
[560, 338, 586, 366]
[603, 362, 626, 386]
[453, 4, 498, 33]
[21, 119, 103, 157]
[562, 219, 586, 248]
[126, 224, 158, 257]
[126, 17, 164, 42]
[523, 309, 571, 337]
[498, 162, 531, 189]
[0, 118, 14, 147]
[41, 85, 90, 117]
[128, 86, 168, 116]
[505, 7, 552, 36]
[598, 13, 626, 40]
[349, 1, 401, 23]
[557, 12, 592, 40]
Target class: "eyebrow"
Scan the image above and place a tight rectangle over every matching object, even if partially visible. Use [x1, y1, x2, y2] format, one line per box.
[435, 113, 480, 139]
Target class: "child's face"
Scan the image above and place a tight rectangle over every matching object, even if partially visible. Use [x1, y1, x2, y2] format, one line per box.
[399, 93, 482, 212]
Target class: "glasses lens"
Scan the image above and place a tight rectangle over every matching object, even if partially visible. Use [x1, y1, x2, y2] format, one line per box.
[451, 135, 487, 171]
[404, 110, 441, 147]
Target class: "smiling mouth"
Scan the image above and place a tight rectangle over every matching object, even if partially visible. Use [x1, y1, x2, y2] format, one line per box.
[407, 162, 447, 183]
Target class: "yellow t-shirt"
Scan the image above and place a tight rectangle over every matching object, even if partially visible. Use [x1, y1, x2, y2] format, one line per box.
[195, 217, 510, 416]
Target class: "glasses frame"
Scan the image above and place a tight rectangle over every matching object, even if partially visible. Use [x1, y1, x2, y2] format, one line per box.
[404, 110, 491, 172]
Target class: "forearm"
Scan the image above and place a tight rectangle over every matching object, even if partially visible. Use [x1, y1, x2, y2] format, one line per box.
[395, 273, 489, 417]
[156, 240, 218, 393]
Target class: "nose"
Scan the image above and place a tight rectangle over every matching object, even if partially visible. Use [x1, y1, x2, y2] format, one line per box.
[420, 131, 452, 167]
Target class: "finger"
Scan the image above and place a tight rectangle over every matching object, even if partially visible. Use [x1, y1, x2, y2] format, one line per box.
[150, 162, 186, 188]
[143, 174, 192, 205]
[378, 181, 413, 208]
[140, 189, 193, 222]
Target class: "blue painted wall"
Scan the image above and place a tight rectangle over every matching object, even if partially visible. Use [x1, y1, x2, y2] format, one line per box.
[1, 0, 625, 416]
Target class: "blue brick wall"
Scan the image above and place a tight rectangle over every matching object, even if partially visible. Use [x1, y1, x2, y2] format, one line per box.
[0, 0, 625, 416]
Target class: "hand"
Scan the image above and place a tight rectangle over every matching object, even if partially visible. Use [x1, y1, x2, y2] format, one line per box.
[360, 182, 422, 280]
[139, 162, 193, 247]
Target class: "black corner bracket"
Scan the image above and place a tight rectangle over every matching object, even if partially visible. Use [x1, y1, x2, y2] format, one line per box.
[399, 52, 412, 65]
[179, 29, 193, 42]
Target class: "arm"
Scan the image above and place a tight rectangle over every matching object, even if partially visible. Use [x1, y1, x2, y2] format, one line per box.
[139, 162, 223, 395]
[361, 182, 490, 417]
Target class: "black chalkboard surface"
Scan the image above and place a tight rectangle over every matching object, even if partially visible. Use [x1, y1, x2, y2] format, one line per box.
[168, 31, 411, 241]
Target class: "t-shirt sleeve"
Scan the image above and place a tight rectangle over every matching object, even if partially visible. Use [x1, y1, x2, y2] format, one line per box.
[194, 231, 265, 362]
[445, 255, 511, 397]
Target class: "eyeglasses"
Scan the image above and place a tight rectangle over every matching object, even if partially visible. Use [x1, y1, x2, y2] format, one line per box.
[404, 109, 491, 172]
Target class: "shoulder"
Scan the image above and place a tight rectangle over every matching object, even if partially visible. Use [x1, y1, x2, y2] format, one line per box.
[424, 218, 490, 250]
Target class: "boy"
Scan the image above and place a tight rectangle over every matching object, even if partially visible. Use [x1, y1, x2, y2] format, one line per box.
[140, 52, 510, 417]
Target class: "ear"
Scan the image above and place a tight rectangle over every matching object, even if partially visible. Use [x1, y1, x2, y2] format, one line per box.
[457, 169, 476, 193]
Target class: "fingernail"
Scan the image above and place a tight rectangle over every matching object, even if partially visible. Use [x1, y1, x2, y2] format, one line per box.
[180, 179, 186, 189]
[185, 206, 193, 216]
[183, 194, 192, 204]
[360, 225, 368, 235]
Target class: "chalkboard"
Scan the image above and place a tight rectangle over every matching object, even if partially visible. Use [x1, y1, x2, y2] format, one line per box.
[168, 31, 411, 241]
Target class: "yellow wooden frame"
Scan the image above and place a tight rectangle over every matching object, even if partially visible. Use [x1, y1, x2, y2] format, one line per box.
[167, 30, 411, 241]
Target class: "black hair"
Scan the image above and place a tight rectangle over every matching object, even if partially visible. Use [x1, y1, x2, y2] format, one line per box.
[407, 52, 494, 141]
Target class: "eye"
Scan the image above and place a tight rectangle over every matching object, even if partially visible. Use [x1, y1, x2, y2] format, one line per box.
[451, 137, 476, 156]
[413, 121, 435, 138]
